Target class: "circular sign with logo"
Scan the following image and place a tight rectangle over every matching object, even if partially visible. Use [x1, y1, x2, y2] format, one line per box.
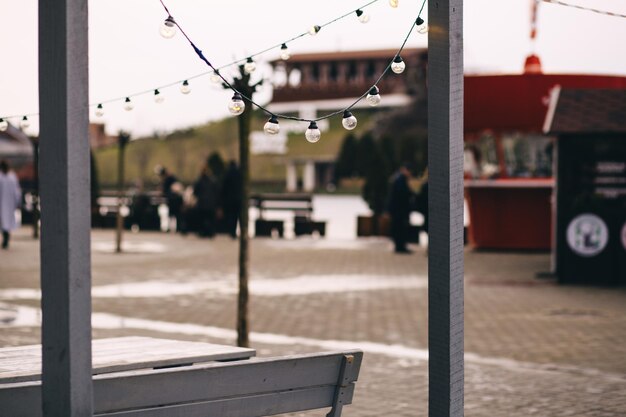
[566, 214, 609, 257]
[622, 222, 626, 251]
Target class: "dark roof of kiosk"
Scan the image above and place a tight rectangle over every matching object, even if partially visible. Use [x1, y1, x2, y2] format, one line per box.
[464, 73, 626, 134]
[544, 88, 626, 134]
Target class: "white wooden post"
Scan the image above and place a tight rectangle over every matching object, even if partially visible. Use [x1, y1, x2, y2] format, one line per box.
[39, 0, 93, 415]
[286, 162, 297, 192]
[428, 1, 464, 416]
[303, 161, 316, 192]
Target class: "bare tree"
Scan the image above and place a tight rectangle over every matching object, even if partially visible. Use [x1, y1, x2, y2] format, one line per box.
[229, 65, 262, 348]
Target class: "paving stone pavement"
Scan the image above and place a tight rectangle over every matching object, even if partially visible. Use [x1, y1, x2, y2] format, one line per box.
[1, 227, 625, 416]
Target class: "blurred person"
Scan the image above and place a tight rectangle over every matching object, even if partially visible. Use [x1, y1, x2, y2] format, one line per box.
[0, 160, 22, 249]
[387, 164, 414, 254]
[221, 161, 242, 238]
[193, 165, 220, 238]
[158, 166, 184, 232]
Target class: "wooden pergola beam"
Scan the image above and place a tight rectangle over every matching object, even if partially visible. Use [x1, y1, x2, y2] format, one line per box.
[428, 1, 465, 416]
[39, 0, 93, 415]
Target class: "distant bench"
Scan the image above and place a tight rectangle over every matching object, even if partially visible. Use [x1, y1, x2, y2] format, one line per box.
[251, 193, 326, 238]
[0, 337, 362, 417]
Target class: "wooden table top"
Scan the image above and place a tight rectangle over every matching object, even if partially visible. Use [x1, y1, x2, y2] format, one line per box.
[0, 336, 256, 384]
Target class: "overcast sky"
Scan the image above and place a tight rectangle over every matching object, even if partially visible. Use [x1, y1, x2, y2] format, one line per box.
[1, 0, 625, 137]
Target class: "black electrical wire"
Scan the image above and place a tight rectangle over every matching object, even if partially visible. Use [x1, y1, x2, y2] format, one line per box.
[1, 0, 426, 123]
[164, 0, 428, 123]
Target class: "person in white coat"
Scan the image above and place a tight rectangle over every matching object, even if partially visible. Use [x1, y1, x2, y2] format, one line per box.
[0, 160, 22, 249]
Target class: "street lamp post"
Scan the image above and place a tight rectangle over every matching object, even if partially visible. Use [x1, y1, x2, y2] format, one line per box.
[115, 132, 130, 253]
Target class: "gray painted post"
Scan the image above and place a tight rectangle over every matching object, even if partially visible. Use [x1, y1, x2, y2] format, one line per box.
[39, 0, 93, 416]
[428, 1, 464, 416]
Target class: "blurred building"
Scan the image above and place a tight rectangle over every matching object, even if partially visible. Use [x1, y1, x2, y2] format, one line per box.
[463, 55, 626, 250]
[269, 48, 427, 115]
[0, 123, 34, 186]
[89, 123, 118, 149]
[267, 48, 427, 191]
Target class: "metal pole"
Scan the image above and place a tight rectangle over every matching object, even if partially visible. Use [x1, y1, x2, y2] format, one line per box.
[428, 1, 464, 416]
[115, 132, 129, 253]
[39, 0, 93, 415]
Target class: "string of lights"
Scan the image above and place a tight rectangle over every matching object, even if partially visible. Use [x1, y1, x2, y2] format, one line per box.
[539, 0, 626, 19]
[0, 0, 388, 126]
[0, 0, 428, 141]
[160, 0, 428, 142]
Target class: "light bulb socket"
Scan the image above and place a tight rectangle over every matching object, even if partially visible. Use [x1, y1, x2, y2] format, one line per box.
[125, 97, 131, 103]
[313, 25, 321, 33]
[154, 89, 160, 95]
[281, 43, 288, 50]
[97, 104, 103, 109]
[356, 9, 364, 17]
[22, 116, 28, 121]
[182, 80, 189, 86]
[393, 55, 403, 63]
[246, 57, 254, 63]
[268, 115, 279, 124]
[416, 17, 424, 26]
[343, 110, 353, 119]
[232, 92, 243, 101]
[308, 121, 318, 130]
[369, 86, 379, 95]
[164, 16, 176, 27]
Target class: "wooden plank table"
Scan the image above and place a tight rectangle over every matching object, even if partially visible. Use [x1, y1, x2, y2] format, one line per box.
[0, 337, 255, 384]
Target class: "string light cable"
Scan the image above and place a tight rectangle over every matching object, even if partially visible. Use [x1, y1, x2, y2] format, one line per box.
[0, 0, 388, 127]
[159, 0, 428, 141]
[539, 0, 626, 19]
[0, 0, 428, 138]
[100, 0, 388, 113]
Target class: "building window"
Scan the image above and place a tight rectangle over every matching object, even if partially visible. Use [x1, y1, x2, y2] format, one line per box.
[502, 133, 553, 178]
[464, 133, 499, 178]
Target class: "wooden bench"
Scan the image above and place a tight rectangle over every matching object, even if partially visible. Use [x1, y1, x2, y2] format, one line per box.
[0, 337, 362, 417]
[251, 193, 326, 238]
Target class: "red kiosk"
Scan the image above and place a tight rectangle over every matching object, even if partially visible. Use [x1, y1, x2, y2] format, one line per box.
[463, 56, 626, 250]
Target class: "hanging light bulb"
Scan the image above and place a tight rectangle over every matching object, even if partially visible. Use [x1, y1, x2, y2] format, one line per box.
[0, 118, 8, 132]
[244, 58, 256, 74]
[341, 111, 358, 130]
[280, 43, 290, 60]
[416, 17, 428, 33]
[391, 55, 406, 74]
[159, 16, 177, 39]
[389, 0, 399, 8]
[264, 115, 280, 135]
[20, 116, 30, 130]
[124, 97, 134, 111]
[154, 89, 165, 103]
[355, 9, 370, 23]
[210, 70, 222, 84]
[180, 80, 191, 94]
[228, 92, 245, 116]
[305, 121, 321, 143]
[366, 86, 381, 106]
[95, 104, 104, 117]
[309, 25, 321, 36]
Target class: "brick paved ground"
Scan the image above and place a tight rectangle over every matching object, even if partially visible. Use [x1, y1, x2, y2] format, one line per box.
[1, 227, 625, 416]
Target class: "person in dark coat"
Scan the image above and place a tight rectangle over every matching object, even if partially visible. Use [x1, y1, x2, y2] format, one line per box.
[387, 164, 414, 254]
[221, 161, 242, 238]
[193, 166, 220, 237]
